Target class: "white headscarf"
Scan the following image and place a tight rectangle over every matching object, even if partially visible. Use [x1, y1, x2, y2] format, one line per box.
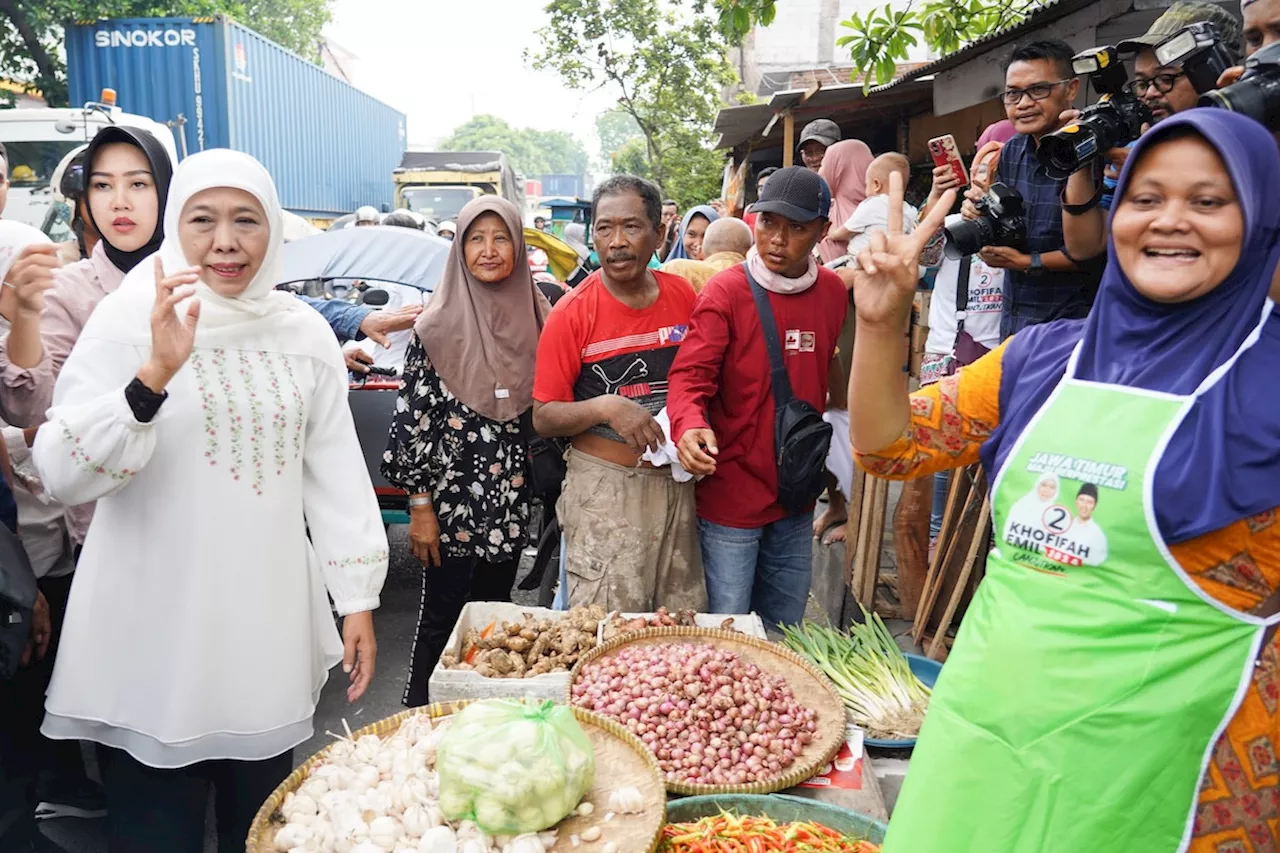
[85, 149, 340, 364]
[153, 149, 296, 326]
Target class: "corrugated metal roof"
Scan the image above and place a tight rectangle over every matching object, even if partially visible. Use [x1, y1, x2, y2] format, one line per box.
[713, 102, 776, 150]
[713, 77, 934, 150]
[870, 0, 1094, 93]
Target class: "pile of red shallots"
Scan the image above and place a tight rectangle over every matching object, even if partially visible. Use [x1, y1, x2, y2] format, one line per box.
[570, 642, 818, 786]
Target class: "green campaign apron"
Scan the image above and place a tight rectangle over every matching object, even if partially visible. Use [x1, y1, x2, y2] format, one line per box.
[884, 340, 1279, 853]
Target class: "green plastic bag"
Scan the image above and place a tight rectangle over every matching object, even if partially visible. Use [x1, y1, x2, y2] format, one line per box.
[437, 699, 596, 834]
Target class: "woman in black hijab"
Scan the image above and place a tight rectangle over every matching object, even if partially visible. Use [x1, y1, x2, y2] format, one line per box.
[0, 126, 172, 850]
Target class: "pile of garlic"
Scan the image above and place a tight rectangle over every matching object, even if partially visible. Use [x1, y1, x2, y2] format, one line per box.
[271, 713, 560, 853]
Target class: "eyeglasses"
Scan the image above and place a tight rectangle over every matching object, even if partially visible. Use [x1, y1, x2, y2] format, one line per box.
[1123, 71, 1187, 97]
[999, 80, 1072, 105]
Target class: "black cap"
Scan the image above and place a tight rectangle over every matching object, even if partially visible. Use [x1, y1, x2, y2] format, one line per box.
[1077, 482, 1099, 501]
[798, 118, 841, 149]
[749, 166, 832, 223]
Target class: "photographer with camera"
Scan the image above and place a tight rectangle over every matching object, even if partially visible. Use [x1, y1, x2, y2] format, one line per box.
[1061, 3, 1242, 261]
[962, 40, 1101, 339]
[1207, 0, 1280, 141]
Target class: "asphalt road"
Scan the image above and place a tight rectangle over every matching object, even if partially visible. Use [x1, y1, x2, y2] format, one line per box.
[42, 525, 545, 853]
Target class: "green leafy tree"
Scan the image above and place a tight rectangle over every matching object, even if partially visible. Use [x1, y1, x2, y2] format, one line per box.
[839, 0, 1043, 89]
[439, 114, 589, 178]
[532, 0, 745, 209]
[0, 0, 332, 106]
[595, 108, 643, 168]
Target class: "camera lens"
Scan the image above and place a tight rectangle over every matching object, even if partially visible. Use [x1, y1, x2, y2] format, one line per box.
[1202, 74, 1280, 129]
[1037, 124, 1102, 179]
[943, 217, 996, 260]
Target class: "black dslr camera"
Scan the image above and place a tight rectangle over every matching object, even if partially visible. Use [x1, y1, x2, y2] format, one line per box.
[943, 183, 1027, 259]
[1038, 46, 1153, 179]
[1154, 21, 1238, 94]
[1201, 41, 1280, 130]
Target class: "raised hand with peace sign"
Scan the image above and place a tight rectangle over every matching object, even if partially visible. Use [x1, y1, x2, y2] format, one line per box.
[848, 170, 955, 453]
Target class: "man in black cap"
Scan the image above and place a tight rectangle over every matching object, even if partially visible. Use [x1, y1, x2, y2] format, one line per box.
[798, 119, 840, 173]
[1118, 1, 1242, 124]
[668, 166, 849, 627]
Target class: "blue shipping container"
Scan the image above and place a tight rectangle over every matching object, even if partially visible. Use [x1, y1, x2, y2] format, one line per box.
[539, 174, 586, 199]
[66, 16, 407, 218]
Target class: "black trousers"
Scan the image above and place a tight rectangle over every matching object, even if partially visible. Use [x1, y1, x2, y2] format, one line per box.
[0, 572, 79, 846]
[403, 552, 519, 707]
[99, 747, 291, 853]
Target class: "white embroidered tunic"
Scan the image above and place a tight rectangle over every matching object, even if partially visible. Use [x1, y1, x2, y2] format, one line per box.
[33, 307, 388, 768]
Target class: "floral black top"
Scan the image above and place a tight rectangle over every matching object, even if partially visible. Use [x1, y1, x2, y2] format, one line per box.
[382, 334, 532, 560]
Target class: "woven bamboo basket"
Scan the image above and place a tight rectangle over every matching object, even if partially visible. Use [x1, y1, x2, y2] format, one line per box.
[567, 627, 846, 797]
[246, 700, 667, 853]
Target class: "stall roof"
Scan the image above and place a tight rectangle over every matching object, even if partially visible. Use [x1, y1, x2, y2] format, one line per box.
[870, 0, 1095, 93]
[713, 78, 933, 151]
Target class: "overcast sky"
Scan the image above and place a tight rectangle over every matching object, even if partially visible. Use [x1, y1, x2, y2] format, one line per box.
[325, 0, 620, 151]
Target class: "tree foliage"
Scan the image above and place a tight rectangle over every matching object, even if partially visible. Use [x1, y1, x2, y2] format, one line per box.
[532, 0, 747, 209]
[838, 0, 1043, 89]
[595, 108, 643, 169]
[1, 0, 331, 106]
[440, 114, 589, 178]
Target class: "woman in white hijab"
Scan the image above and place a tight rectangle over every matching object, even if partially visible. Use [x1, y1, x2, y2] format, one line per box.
[32, 150, 388, 850]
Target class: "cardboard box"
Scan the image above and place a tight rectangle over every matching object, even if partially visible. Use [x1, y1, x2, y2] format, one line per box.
[598, 612, 768, 644]
[908, 348, 924, 378]
[428, 601, 572, 704]
[913, 290, 932, 321]
[910, 323, 930, 352]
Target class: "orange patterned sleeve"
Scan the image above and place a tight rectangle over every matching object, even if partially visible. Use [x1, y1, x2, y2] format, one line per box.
[854, 339, 1009, 480]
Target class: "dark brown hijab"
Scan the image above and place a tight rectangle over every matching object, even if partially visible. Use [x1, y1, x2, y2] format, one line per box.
[413, 196, 551, 422]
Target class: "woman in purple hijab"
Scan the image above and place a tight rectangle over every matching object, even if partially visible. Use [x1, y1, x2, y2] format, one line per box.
[846, 109, 1280, 850]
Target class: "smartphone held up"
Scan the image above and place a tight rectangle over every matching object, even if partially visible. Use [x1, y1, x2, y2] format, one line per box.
[929, 135, 969, 188]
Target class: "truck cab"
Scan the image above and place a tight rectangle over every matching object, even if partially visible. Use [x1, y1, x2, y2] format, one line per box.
[0, 90, 178, 230]
[393, 150, 525, 224]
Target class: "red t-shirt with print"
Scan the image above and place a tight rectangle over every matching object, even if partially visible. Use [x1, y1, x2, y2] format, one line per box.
[534, 269, 696, 442]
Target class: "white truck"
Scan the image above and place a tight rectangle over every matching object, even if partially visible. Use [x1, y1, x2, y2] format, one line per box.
[0, 89, 178, 235]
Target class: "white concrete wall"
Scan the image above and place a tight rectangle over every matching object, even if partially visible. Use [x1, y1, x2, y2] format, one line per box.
[751, 0, 931, 87]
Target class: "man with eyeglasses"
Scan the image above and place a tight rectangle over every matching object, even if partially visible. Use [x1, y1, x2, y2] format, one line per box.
[963, 39, 1100, 340]
[1061, 3, 1243, 263]
[1119, 3, 1241, 123]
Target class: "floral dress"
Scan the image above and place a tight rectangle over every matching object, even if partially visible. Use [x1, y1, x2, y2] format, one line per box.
[382, 333, 532, 560]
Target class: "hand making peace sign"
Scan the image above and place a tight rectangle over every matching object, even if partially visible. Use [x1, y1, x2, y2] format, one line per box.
[851, 170, 956, 330]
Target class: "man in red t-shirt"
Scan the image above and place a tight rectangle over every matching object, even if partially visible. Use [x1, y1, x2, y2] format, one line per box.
[533, 176, 706, 612]
[669, 166, 849, 627]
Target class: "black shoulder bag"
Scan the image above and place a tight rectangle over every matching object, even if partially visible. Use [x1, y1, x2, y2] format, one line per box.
[0, 522, 37, 681]
[519, 409, 567, 502]
[743, 263, 833, 514]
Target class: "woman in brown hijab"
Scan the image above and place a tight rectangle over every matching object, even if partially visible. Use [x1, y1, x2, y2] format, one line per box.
[383, 196, 551, 706]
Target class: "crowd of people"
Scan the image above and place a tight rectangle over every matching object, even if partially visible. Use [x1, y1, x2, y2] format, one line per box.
[2, 0, 1280, 847]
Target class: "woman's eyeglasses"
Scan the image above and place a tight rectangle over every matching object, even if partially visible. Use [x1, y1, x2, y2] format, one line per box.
[1123, 71, 1187, 97]
[998, 80, 1072, 105]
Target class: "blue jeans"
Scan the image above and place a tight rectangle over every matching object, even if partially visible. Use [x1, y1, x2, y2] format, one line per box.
[930, 471, 952, 541]
[698, 513, 811, 628]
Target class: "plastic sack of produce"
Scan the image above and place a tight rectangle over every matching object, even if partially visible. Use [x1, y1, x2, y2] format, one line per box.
[437, 699, 595, 833]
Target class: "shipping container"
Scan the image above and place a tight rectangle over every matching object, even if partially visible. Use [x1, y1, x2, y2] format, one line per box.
[65, 16, 407, 219]
[539, 174, 586, 199]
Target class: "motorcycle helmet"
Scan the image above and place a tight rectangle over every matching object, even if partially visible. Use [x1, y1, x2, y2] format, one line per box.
[51, 144, 90, 204]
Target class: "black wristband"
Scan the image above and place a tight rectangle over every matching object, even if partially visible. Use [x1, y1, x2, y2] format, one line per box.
[1060, 181, 1104, 215]
[125, 377, 168, 423]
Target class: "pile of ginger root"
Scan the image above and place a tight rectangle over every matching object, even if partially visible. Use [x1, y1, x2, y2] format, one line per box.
[441, 607, 606, 679]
